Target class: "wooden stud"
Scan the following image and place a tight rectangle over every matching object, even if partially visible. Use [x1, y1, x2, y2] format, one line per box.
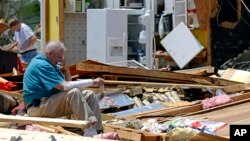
[104, 80, 223, 90]
[0, 114, 88, 129]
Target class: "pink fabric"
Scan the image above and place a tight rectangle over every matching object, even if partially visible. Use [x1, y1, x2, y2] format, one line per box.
[25, 124, 41, 132]
[93, 132, 121, 140]
[202, 95, 231, 109]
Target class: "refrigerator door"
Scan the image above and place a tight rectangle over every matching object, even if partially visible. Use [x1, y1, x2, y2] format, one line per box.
[106, 9, 128, 63]
[87, 9, 107, 62]
[87, 9, 127, 63]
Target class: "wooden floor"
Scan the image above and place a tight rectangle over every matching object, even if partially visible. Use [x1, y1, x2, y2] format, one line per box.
[189, 101, 250, 138]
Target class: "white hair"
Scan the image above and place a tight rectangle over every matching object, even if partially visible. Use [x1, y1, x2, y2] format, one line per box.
[45, 41, 67, 53]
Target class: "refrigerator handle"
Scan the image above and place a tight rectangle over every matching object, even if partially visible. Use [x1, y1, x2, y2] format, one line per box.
[123, 32, 126, 48]
[122, 32, 127, 58]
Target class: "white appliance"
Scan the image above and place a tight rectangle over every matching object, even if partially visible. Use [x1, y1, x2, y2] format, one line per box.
[87, 9, 127, 63]
[87, 8, 154, 68]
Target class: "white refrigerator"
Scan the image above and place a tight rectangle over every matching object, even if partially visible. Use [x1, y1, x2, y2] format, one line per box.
[87, 8, 154, 68]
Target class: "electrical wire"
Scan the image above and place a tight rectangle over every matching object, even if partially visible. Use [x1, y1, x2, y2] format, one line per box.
[217, 0, 250, 28]
[217, 0, 224, 26]
[240, 1, 250, 27]
[241, 0, 250, 15]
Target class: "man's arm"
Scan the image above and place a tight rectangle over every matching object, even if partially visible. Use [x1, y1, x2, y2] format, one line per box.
[20, 35, 37, 51]
[61, 59, 71, 81]
[55, 78, 104, 91]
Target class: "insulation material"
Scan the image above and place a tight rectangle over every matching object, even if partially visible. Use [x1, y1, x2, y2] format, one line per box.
[217, 0, 241, 29]
[93, 132, 121, 140]
[201, 94, 232, 109]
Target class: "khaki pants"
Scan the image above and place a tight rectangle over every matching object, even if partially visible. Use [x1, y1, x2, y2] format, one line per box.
[27, 88, 102, 130]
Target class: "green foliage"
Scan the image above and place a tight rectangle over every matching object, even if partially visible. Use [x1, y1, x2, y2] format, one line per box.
[16, 0, 40, 21]
[0, 0, 40, 45]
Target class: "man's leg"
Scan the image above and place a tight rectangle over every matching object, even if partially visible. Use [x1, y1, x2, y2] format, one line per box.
[27, 88, 97, 124]
[82, 90, 102, 131]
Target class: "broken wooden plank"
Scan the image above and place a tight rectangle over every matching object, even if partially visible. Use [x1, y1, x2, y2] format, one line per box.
[220, 68, 250, 83]
[104, 80, 223, 89]
[0, 114, 88, 129]
[0, 128, 109, 141]
[76, 61, 214, 83]
[223, 83, 250, 93]
[213, 77, 243, 86]
[102, 74, 194, 83]
[174, 66, 216, 75]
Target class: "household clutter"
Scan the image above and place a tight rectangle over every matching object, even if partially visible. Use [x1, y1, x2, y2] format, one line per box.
[0, 0, 249, 140]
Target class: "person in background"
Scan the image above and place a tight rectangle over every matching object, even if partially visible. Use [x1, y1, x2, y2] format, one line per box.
[23, 41, 103, 136]
[8, 18, 37, 64]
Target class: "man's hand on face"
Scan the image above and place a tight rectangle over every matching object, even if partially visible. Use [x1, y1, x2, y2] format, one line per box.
[57, 57, 66, 68]
[93, 77, 105, 87]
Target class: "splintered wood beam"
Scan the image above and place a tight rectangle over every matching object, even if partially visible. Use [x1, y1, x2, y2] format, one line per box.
[174, 66, 216, 75]
[76, 62, 214, 83]
[223, 83, 250, 93]
[104, 80, 223, 89]
[0, 114, 88, 129]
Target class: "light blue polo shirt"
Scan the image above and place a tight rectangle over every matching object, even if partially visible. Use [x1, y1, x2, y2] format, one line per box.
[23, 54, 64, 104]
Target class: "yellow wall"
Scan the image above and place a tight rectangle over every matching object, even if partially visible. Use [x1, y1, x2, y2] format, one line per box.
[48, 0, 60, 41]
[192, 29, 208, 48]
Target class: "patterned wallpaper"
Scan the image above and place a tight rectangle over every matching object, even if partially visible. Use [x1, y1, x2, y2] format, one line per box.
[64, 13, 87, 65]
